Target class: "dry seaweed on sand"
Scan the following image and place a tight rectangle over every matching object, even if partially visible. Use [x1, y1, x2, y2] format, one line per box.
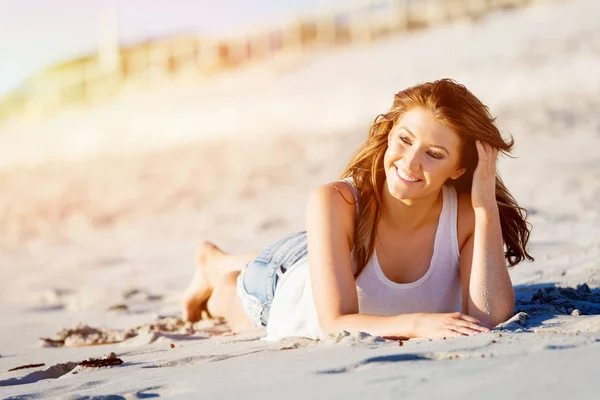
[8, 363, 46, 372]
[107, 303, 129, 311]
[78, 352, 123, 368]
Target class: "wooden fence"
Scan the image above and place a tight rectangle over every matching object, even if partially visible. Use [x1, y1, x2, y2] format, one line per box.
[0, 0, 554, 122]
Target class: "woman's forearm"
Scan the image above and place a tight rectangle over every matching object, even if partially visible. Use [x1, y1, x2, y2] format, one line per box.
[325, 313, 418, 339]
[469, 207, 516, 326]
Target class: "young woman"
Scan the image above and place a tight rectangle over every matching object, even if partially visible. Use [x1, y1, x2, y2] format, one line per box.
[181, 79, 533, 341]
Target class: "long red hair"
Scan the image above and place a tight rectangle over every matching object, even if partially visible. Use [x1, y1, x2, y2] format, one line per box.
[340, 78, 533, 279]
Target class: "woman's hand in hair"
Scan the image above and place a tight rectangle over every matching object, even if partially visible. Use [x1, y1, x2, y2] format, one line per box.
[471, 140, 499, 212]
[413, 312, 492, 339]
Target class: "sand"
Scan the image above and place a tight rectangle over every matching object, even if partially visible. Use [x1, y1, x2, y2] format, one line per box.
[1, 0, 600, 398]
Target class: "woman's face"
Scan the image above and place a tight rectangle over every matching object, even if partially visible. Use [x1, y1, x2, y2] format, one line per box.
[383, 107, 466, 201]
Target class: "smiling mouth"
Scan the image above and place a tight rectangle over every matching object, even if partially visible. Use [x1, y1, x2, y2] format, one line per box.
[395, 166, 422, 184]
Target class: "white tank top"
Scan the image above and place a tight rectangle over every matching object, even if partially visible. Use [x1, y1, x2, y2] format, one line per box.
[264, 180, 462, 341]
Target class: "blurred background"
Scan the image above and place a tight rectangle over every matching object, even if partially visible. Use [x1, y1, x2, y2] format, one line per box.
[1, 0, 599, 312]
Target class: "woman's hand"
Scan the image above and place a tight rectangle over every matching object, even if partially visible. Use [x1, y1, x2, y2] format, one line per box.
[471, 140, 499, 212]
[413, 312, 492, 339]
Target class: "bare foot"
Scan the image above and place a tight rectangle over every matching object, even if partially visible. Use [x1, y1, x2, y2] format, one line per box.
[181, 241, 225, 322]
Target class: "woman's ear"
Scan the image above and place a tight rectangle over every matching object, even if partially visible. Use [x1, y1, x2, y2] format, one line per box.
[450, 167, 467, 180]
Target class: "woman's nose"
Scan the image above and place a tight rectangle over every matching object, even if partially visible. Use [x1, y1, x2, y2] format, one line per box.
[404, 148, 422, 172]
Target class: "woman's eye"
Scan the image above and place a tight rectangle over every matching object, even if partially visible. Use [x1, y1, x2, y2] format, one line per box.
[400, 136, 411, 145]
[427, 151, 443, 160]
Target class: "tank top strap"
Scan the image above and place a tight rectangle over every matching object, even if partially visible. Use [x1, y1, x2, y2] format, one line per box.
[338, 177, 360, 216]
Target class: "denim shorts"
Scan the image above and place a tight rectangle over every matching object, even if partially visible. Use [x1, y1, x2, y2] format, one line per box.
[236, 231, 308, 328]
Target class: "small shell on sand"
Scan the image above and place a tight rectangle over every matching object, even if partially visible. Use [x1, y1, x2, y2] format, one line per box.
[496, 312, 530, 331]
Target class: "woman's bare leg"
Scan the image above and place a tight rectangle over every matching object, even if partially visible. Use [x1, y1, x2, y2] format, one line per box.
[207, 271, 256, 333]
[181, 241, 258, 322]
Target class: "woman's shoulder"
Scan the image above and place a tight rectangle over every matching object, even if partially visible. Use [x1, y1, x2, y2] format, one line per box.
[308, 180, 357, 214]
[311, 180, 356, 203]
[306, 180, 357, 247]
[456, 190, 476, 251]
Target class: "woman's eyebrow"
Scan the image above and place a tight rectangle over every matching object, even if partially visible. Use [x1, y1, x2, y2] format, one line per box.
[399, 126, 450, 155]
[399, 126, 415, 137]
[430, 144, 450, 155]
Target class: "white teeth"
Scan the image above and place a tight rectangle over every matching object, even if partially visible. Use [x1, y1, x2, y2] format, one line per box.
[396, 167, 420, 182]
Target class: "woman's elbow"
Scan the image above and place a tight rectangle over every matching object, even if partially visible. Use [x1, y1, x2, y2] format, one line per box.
[318, 315, 341, 336]
[488, 298, 516, 327]
[318, 311, 356, 335]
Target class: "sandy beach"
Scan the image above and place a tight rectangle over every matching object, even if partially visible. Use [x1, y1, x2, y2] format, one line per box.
[1, 0, 600, 398]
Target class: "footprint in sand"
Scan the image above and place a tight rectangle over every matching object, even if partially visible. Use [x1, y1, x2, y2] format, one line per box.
[141, 350, 267, 369]
[141, 356, 211, 368]
[40, 317, 230, 348]
[279, 330, 394, 350]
